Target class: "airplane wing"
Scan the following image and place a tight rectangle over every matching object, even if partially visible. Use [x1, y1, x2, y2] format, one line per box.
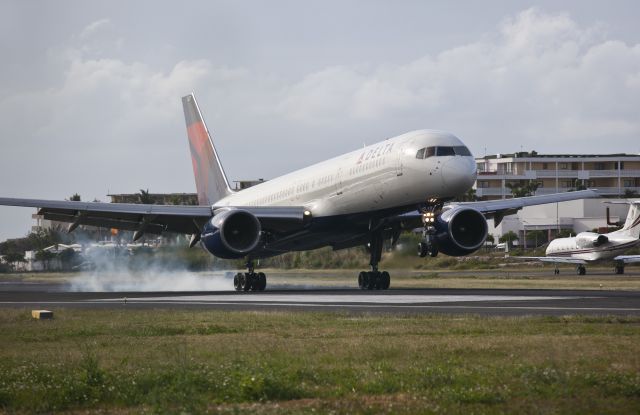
[393, 189, 599, 229]
[513, 256, 588, 265]
[0, 197, 307, 236]
[613, 255, 640, 264]
[456, 189, 599, 225]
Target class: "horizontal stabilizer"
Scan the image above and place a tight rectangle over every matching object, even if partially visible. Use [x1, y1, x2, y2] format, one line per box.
[613, 255, 640, 264]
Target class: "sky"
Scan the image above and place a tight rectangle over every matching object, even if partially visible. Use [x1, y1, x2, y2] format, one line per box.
[1, 1, 640, 241]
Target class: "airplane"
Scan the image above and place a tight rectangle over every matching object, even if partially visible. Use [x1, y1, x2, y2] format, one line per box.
[0, 93, 598, 291]
[518, 200, 640, 275]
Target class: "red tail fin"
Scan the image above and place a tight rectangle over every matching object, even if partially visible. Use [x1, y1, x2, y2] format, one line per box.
[182, 94, 233, 205]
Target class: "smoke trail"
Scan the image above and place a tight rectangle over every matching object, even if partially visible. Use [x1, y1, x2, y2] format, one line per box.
[66, 242, 236, 292]
[67, 269, 234, 292]
[63, 244, 356, 292]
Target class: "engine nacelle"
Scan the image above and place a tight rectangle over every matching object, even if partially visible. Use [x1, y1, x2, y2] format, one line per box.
[433, 207, 488, 256]
[575, 232, 608, 249]
[201, 209, 262, 259]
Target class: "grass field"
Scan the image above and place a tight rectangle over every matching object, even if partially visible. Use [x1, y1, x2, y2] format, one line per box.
[1, 309, 640, 414]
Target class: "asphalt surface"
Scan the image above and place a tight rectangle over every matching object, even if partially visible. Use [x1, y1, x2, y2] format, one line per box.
[2, 280, 640, 316]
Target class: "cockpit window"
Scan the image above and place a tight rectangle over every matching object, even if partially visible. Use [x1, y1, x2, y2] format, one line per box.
[453, 146, 472, 156]
[436, 146, 455, 156]
[418, 145, 471, 158]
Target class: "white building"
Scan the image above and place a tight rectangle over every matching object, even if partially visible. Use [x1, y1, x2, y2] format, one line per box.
[475, 152, 640, 199]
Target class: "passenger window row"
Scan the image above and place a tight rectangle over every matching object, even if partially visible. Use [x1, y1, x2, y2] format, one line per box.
[415, 146, 471, 159]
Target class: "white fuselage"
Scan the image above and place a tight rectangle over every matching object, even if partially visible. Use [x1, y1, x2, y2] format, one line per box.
[213, 130, 477, 217]
[546, 232, 640, 262]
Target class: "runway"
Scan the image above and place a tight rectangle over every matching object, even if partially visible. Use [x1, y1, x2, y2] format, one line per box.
[2, 281, 640, 316]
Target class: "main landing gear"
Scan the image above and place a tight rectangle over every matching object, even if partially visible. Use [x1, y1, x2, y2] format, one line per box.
[358, 231, 391, 290]
[556, 265, 625, 275]
[233, 260, 266, 292]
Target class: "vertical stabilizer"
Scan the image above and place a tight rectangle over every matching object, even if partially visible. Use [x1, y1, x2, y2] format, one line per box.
[621, 201, 640, 238]
[182, 93, 233, 205]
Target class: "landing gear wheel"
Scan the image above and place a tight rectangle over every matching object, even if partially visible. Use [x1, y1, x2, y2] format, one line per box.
[369, 271, 380, 290]
[418, 242, 428, 258]
[418, 240, 438, 258]
[363, 272, 373, 290]
[234, 273, 243, 291]
[358, 271, 367, 290]
[241, 273, 251, 291]
[576, 265, 586, 276]
[256, 272, 267, 291]
[381, 271, 390, 290]
[615, 265, 625, 275]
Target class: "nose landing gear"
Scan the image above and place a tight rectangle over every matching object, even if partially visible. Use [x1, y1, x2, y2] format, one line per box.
[418, 205, 440, 258]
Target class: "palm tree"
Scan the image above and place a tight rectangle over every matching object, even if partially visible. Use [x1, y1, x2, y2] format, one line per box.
[138, 189, 154, 204]
[506, 181, 539, 197]
[454, 188, 477, 202]
[499, 231, 519, 247]
[4, 252, 25, 270]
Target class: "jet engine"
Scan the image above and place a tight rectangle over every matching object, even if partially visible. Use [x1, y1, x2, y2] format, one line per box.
[433, 207, 488, 256]
[575, 232, 608, 249]
[201, 209, 262, 259]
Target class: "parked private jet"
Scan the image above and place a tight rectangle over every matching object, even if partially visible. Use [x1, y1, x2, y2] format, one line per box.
[520, 201, 640, 275]
[0, 94, 598, 291]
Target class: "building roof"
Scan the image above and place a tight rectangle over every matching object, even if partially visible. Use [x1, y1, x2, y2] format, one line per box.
[107, 192, 197, 197]
[479, 152, 640, 160]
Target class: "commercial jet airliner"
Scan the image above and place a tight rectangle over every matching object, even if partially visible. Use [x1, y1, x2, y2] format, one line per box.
[519, 201, 640, 275]
[0, 94, 597, 291]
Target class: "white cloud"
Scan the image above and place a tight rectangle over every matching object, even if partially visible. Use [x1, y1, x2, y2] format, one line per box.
[275, 8, 640, 151]
[79, 18, 112, 40]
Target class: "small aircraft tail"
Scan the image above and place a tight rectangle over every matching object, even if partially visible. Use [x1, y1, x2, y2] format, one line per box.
[182, 93, 233, 205]
[621, 201, 640, 238]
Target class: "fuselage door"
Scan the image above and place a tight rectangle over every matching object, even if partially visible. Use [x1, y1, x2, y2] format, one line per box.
[395, 144, 404, 177]
[335, 167, 344, 195]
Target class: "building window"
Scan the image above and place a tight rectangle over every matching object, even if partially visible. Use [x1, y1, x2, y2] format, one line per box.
[542, 163, 548, 170]
[624, 179, 634, 187]
[478, 181, 489, 188]
[560, 180, 572, 188]
[595, 162, 605, 170]
[559, 163, 568, 170]
[619, 161, 625, 170]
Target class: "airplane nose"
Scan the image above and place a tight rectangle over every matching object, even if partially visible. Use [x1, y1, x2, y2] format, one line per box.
[441, 157, 477, 194]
